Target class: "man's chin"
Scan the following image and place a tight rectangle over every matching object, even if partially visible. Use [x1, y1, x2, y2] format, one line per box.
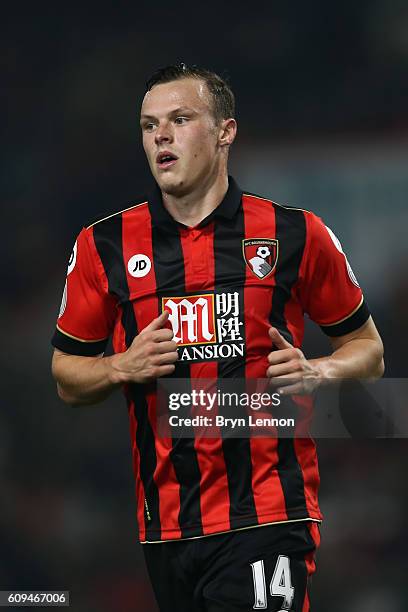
[156, 175, 188, 197]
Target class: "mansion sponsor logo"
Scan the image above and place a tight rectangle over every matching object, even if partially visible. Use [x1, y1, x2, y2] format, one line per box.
[162, 292, 245, 362]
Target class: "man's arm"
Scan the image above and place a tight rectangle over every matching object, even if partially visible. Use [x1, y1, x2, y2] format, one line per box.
[267, 316, 384, 394]
[312, 317, 384, 379]
[52, 350, 119, 405]
[52, 311, 178, 406]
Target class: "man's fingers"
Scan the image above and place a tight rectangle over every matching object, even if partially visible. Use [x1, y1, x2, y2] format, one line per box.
[143, 311, 171, 333]
[267, 348, 294, 365]
[268, 327, 293, 350]
[156, 340, 178, 354]
[156, 364, 176, 377]
[156, 351, 179, 365]
[279, 382, 304, 395]
[151, 328, 175, 343]
[268, 375, 301, 391]
[267, 361, 301, 378]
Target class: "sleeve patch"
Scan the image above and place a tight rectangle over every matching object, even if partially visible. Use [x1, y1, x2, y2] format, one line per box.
[58, 281, 68, 318]
[325, 225, 360, 288]
[67, 240, 77, 275]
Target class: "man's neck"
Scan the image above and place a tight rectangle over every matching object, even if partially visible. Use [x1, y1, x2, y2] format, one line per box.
[161, 173, 229, 227]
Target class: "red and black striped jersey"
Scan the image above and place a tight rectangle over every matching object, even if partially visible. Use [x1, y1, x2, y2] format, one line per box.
[52, 177, 370, 542]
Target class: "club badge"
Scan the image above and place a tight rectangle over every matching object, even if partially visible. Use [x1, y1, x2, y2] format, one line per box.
[242, 238, 279, 279]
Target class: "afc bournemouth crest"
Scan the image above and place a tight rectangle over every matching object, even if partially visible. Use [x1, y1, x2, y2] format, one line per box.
[242, 238, 279, 279]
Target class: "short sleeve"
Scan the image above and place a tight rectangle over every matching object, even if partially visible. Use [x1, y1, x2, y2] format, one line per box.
[299, 212, 370, 336]
[51, 227, 117, 355]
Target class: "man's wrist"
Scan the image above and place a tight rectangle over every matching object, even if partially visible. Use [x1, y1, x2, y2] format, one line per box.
[105, 353, 127, 386]
[308, 357, 335, 381]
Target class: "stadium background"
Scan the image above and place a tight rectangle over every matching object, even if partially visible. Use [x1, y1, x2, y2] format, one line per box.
[2, 2, 408, 610]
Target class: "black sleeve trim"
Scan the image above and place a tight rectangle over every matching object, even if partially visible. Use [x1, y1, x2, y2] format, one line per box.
[319, 300, 371, 337]
[51, 328, 108, 356]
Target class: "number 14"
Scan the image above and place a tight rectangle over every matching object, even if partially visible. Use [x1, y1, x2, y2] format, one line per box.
[250, 555, 294, 610]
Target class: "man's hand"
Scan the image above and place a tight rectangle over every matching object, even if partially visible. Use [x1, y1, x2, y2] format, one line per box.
[52, 311, 179, 406]
[266, 317, 384, 396]
[109, 311, 178, 385]
[266, 327, 320, 395]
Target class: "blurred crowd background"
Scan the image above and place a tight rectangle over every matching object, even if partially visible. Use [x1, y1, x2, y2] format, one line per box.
[2, 1, 408, 610]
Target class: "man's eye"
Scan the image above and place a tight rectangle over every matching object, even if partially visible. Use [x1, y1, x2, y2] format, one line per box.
[143, 123, 155, 132]
[175, 116, 188, 124]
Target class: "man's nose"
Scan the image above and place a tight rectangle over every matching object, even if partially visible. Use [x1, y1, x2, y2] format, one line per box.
[155, 121, 173, 145]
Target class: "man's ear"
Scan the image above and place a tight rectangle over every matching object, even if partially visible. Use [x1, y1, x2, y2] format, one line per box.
[218, 118, 237, 147]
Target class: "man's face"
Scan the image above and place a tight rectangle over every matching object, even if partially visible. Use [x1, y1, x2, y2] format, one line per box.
[140, 78, 222, 197]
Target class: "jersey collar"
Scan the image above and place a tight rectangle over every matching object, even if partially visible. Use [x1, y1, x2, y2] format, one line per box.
[148, 176, 243, 232]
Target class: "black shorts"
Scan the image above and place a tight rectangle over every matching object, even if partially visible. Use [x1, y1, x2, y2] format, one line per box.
[143, 520, 320, 612]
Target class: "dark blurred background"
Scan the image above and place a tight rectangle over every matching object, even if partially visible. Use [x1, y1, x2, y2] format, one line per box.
[2, 1, 408, 610]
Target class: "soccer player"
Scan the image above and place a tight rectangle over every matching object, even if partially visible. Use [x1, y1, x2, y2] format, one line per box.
[51, 64, 384, 611]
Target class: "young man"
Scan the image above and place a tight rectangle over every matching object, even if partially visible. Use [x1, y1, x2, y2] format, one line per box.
[52, 64, 384, 611]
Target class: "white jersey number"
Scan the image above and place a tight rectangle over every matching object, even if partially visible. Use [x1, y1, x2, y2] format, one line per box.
[251, 555, 294, 610]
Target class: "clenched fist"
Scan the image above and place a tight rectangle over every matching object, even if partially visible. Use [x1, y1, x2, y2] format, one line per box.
[110, 311, 178, 384]
[266, 327, 320, 395]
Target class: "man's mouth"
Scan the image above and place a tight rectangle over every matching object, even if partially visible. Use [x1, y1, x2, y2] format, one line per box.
[156, 151, 178, 169]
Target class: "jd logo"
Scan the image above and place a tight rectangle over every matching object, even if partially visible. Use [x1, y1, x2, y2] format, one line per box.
[127, 254, 152, 278]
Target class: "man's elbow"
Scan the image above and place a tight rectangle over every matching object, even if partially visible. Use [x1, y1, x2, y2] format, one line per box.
[371, 339, 385, 379]
[52, 353, 87, 405]
[374, 356, 385, 379]
[55, 381, 108, 406]
[56, 382, 84, 406]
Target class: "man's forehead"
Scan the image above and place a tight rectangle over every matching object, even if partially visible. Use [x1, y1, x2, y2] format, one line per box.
[141, 78, 211, 115]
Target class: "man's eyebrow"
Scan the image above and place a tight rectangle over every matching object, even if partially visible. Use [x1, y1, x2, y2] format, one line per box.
[140, 107, 197, 121]
[140, 114, 156, 122]
[169, 107, 196, 115]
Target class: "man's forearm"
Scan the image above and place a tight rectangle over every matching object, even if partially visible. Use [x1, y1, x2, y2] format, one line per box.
[311, 337, 384, 380]
[52, 312, 179, 406]
[52, 351, 120, 405]
[267, 318, 384, 396]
